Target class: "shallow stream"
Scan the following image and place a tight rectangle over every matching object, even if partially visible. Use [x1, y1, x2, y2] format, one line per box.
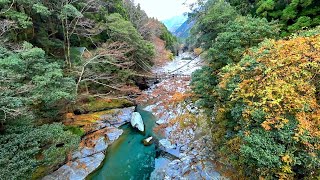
[88, 106, 158, 180]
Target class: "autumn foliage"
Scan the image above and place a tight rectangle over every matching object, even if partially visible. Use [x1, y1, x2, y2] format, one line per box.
[213, 33, 320, 179]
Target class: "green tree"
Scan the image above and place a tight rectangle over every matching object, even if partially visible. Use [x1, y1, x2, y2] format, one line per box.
[253, 0, 320, 35]
[189, 0, 238, 49]
[106, 13, 155, 71]
[191, 16, 279, 109]
[0, 43, 80, 179]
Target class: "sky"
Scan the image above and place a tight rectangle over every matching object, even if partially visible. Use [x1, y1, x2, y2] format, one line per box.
[134, 0, 196, 20]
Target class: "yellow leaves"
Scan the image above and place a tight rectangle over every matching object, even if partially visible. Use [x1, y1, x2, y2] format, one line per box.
[281, 154, 293, 164]
[279, 155, 295, 180]
[281, 165, 293, 173]
[193, 48, 203, 56]
[66, 113, 74, 119]
[277, 172, 294, 180]
[226, 136, 242, 153]
[244, 131, 250, 136]
[170, 92, 193, 104]
[242, 109, 251, 120]
[261, 120, 272, 130]
[222, 34, 320, 137]
[213, 34, 320, 178]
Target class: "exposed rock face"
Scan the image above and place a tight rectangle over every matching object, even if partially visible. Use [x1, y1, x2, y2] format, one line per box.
[130, 112, 144, 132]
[43, 153, 105, 180]
[64, 107, 135, 133]
[159, 139, 176, 150]
[72, 137, 108, 160]
[105, 107, 136, 127]
[44, 105, 135, 180]
[136, 53, 224, 180]
[105, 126, 123, 144]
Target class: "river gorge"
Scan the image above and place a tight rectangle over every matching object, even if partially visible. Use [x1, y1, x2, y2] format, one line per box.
[43, 53, 222, 180]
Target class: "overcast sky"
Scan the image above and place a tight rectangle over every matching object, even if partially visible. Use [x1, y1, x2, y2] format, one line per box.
[134, 0, 196, 20]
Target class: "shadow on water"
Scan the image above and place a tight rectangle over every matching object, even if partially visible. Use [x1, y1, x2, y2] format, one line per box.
[87, 106, 159, 180]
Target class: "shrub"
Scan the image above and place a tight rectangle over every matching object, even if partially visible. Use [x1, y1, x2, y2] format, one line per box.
[212, 33, 320, 179]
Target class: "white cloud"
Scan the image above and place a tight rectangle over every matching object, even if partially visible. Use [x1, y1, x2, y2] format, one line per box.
[134, 0, 197, 20]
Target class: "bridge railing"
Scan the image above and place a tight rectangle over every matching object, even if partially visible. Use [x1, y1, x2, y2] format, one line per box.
[154, 73, 191, 80]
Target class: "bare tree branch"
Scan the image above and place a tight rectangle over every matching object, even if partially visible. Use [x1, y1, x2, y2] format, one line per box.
[75, 42, 135, 94]
[0, 0, 15, 15]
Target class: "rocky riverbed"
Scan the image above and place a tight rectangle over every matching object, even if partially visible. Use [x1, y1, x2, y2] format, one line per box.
[43, 100, 136, 180]
[137, 52, 224, 180]
[43, 52, 224, 180]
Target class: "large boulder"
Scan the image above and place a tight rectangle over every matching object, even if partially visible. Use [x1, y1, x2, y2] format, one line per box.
[43, 153, 105, 180]
[130, 112, 144, 132]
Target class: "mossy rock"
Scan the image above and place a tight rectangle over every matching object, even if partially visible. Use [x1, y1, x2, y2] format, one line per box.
[76, 98, 135, 113]
[64, 125, 86, 137]
[31, 165, 51, 180]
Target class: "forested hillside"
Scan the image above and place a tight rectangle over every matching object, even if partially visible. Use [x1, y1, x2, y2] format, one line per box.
[189, 0, 320, 179]
[0, 0, 177, 179]
[1, 0, 319, 179]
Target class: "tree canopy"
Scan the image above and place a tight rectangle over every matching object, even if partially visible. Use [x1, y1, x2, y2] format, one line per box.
[0, 0, 177, 179]
[189, 0, 320, 178]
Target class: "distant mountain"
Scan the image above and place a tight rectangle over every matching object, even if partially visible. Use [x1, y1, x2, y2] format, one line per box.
[162, 15, 188, 33]
[174, 20, 195, 39]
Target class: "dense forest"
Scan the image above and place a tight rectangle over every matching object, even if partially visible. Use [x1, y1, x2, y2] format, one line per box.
[0, 0, 177, 179]
[1, 0, 320, 179]
[189, 0, 320, 179]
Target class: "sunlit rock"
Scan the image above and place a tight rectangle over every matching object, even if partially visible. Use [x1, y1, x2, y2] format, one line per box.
[130, 112, 144, 132]
[72, 137, 107, 160]
[43, 153, 105, 180]
[159, 139, 176, 149]
[142, 136, 153, 146]
[105, 127, 123, 144]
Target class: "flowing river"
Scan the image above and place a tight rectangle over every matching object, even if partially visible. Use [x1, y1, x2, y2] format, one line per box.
[88, 106, 159, 180]
[88, 53, 203, 180]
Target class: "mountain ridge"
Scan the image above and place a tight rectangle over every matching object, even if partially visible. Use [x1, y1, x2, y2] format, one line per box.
[162, 15, 187, 32]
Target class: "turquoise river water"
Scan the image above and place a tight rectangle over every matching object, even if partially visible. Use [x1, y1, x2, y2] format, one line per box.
[88, 106, 159, 180]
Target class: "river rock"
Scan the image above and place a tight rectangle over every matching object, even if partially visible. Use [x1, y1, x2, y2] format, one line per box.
[130, 112, 144, 132]
[159, 139, 176, 150]
[105, 126, 123, 144]
[72, 137, 108, 160]
[64, 107, 135, 133]
[103, 107, 136, 127]
[43, 152, 105, 180]
[144, 104, 156, 112]
[143, 136, 153, 146]
[156, 118, 166, 125]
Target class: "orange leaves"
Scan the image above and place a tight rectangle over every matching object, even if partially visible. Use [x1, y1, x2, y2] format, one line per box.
[228, 35, 320, 134]
[170, 92, 193, 104]
[261, 121, 272, 131]
[296, 110, 320, 141]
[281, 154, 293, 165]
[280, 154, 294, 176]
[193, 48, 203, 56]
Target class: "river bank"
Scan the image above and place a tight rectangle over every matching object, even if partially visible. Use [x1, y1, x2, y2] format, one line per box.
[88, 106, 159, 180]
[137, 52, 223, 179]
[43, 52, 223, 180]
